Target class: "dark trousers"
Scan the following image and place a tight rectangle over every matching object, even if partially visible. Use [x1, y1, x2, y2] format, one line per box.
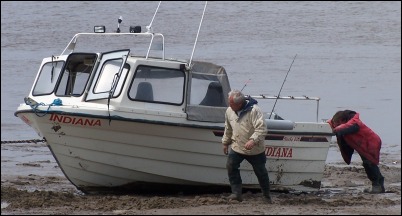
[226, 149, 270, 192]
[359, 154, 384, 186]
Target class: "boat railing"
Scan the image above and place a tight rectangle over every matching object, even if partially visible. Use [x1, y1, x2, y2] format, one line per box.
[60, 32, 165, 60]
[249, 94, 321, 122]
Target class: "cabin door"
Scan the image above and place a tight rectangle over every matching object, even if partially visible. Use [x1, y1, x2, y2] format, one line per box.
[85, 49, 130, 101]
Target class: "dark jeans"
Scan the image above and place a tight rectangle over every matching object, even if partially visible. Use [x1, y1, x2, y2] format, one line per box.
[359, 154, 384, 186]
[226, 149, 270, 191]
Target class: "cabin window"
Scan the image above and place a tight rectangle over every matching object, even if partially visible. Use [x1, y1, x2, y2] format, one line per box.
[190, 73, 226, 107]
[92, 60, 129, 97]
[128, 65, 185, 105]
[32, 61, 65, 96]
[55, 53, 97, 96]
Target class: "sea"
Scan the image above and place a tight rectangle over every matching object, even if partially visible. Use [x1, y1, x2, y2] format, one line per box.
[1, 2, 401, 167]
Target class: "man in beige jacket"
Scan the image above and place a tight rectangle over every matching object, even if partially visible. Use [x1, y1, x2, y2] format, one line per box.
[222, 90, 272, 203]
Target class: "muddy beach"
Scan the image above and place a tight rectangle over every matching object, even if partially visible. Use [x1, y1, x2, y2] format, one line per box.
[1, 143, 400, 215]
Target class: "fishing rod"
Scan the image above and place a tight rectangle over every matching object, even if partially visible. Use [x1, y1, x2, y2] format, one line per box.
[240, 79, 251, 91]
[269, 54, 297, 119]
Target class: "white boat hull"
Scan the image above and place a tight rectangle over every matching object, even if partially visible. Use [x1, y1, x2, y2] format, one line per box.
[17, 111, 332, 192]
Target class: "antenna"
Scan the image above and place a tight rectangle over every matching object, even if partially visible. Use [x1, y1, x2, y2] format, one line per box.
[188, 1, 208, 68]
[146, 1, 161, 33]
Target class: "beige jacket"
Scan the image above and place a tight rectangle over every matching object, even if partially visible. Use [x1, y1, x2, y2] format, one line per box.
[222, 100, 267, 155]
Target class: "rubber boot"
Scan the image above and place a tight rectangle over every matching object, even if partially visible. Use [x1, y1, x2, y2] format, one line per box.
[362, 162, 376, 183]
[261, 183, 272, 204]
[227, 184, 243, 202]
[371, 185, 383, 194]
[362, 160, 385, 194]
[380, 177, 385, 193]
[371, 177, 385, 193]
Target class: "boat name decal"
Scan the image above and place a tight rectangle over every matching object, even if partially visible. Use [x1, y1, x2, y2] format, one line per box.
[283, 136, 301, 141]
[265, 146, 293, 158]
[49, 114, 101, 127]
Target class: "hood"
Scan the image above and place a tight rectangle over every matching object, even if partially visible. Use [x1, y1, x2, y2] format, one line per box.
[238, 96, 258, 118]
[344, 110, 357, 121]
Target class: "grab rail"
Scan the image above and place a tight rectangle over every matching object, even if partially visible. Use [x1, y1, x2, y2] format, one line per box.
[250, 95, 321, 122]
[60, 32, 165, 60]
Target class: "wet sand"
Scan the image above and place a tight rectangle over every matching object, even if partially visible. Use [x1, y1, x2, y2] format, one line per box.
[1, 142, 401, 215]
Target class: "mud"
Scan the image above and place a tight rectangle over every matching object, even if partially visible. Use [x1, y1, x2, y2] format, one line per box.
[1, 143, 401, 215]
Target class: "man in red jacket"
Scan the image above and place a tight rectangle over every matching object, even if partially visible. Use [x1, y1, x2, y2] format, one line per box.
[328, 110, 385, 193]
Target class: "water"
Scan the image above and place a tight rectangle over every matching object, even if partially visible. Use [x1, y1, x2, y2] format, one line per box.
[1, 2, 400, 154]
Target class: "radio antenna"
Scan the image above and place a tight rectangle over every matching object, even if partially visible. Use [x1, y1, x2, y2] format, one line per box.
[146, 1, 161, 33]
[269, 54, 297, 119]
[188, 1, 208, 68]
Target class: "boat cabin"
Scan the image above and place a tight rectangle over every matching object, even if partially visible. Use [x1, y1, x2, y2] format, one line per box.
[28, 31, 231, 124]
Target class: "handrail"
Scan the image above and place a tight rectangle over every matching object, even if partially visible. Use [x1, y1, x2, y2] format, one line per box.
[60, 32, 165, 60]
[250, 95, 320, 101]
[250, 94, 321, 122]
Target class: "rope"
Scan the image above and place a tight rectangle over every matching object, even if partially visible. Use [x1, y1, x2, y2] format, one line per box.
[1, 139, 46, 144]
[24, 97, 63, 117]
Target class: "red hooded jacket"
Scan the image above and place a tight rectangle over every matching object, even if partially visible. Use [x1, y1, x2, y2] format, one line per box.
[328, 112, 382, 165]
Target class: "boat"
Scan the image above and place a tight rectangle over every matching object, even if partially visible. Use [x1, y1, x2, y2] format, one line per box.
[15, 2, 333, 193]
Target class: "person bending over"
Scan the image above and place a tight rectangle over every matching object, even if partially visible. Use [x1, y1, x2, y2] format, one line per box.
[328, 110, 385, 193]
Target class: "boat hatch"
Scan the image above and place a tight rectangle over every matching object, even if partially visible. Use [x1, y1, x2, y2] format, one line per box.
[85, 49, 130, 101]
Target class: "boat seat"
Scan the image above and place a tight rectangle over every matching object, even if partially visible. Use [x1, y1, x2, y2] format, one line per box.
[135, 82, 154, 101]
[199, 82, 226, 107]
